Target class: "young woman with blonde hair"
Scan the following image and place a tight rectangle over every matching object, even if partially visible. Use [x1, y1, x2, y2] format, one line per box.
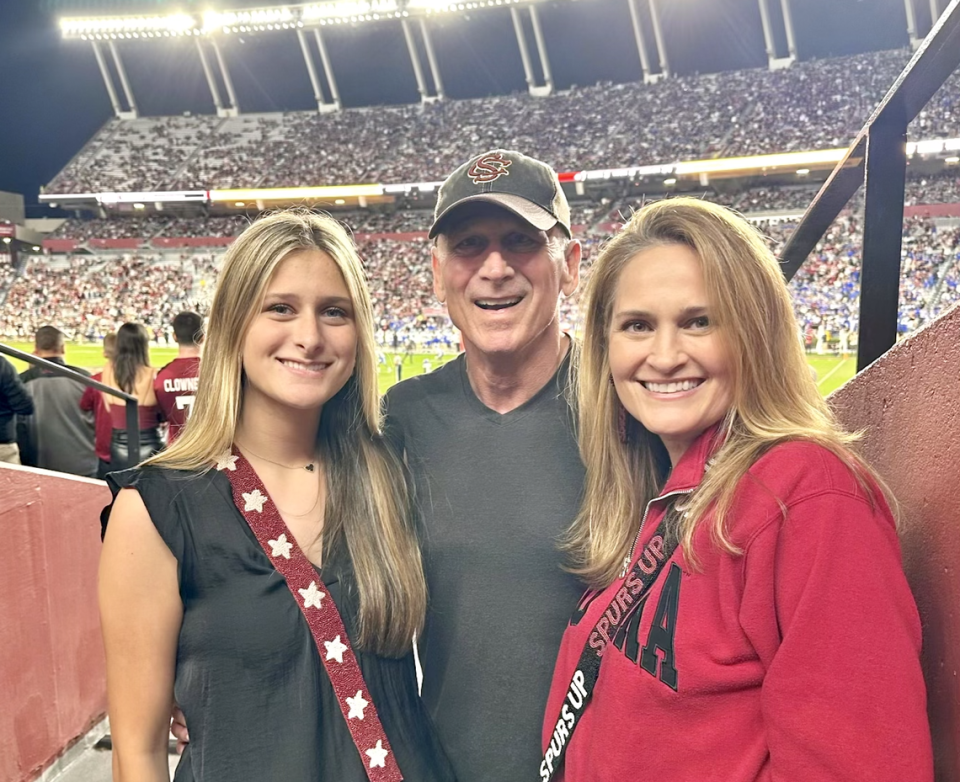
[541, 198, 932, 781]
[99, 210, 455, 781]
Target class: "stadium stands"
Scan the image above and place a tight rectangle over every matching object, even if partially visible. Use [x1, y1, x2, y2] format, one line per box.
[0, 253, 211, 343]
[44, 48, 960, 195]
[8, 207, 959, 354]
[25, 47, 960, 355]
[44, 172, 960, 246]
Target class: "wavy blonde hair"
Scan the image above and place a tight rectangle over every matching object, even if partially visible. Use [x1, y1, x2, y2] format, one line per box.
[147, 209, 426, 656]
[565, 197, 892, 586]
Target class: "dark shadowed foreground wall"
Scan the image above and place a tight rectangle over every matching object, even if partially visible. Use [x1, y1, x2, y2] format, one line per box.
[830, 303, 960, 782]
[0, 465, 110, 782]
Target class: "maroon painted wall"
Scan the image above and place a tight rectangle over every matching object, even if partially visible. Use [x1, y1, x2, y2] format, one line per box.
[0, 465, 110, 782]
[830, 303, 960, 781]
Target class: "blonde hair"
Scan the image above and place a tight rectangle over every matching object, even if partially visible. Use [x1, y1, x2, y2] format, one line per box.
[147, 209, 426, 656]
[566, 197, 891, 586]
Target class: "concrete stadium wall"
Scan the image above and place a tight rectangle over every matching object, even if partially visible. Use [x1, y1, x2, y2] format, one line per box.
[0, 465, 110, 782]
[830, 302, 960, 781]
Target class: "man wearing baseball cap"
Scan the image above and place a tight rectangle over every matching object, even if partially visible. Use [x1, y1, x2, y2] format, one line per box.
[383, 150, 585, 779]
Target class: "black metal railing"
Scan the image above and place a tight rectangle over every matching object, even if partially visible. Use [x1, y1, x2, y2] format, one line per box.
[0, 342, 141, 470]
[779, 0, 960, 372]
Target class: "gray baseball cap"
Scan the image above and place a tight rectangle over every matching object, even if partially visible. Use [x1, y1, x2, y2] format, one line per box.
[429, 149, 572, 239]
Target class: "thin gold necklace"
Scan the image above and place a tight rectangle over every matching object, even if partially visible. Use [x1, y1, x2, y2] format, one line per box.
[237, 444, 324, 518]
[236, 442, 317, 472]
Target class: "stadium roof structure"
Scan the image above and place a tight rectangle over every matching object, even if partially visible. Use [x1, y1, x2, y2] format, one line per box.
[47, 0, 955, 212]
[57, 0, 946, 118]
[61, 0, 915, 118]
[54, 0, 948, 130]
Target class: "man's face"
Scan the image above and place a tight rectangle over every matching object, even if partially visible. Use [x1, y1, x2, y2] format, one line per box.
[432, 203, 580, 359]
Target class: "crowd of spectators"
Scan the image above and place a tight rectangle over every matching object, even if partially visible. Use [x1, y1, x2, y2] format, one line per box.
[49, 115, 219, 195]
[0, 255, 19, 304]
[45, 48, 960, 195]
[905, 172, 960, 206]
[940, 258, 960, 314]
[52, 215, 170, 242]
[0, 253, 210, 342]
[45, 169, 960, 247]
[341, 210, 428, 235]
[52, 215, 249, 242]
[10, 209, 959, 355]
[768, 214, 960, 343]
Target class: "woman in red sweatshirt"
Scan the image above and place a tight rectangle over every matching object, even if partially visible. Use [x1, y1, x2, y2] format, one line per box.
[542, 197, 932, 782]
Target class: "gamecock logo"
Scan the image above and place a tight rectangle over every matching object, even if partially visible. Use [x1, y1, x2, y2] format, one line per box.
[467, 153, 512, 184]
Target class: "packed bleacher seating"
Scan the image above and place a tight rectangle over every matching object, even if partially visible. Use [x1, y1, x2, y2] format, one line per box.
[45, 169, 960, 247]
[939, 257, 960, 312]
[29, 42, 960, 354]
[45, 48, 960, 196]
[0, 253, 210, 342]
[0, 255, 18, 305]
[770, 214, 960, 343]
[14, 205, 960, 356]
[906, 172, 960, 206]
[52, 215, 170, 242]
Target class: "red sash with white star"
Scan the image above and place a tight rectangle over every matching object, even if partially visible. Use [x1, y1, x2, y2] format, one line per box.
[217, 448, 403, 782]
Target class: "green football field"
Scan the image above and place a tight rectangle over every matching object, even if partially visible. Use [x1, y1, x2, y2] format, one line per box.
[3, 343, 858, 397]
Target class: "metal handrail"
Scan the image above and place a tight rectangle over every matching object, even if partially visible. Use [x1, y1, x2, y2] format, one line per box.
[779, 0, 960, 372]
[0, 342, 141, 470]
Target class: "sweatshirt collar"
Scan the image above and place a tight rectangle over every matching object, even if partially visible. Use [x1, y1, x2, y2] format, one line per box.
[658, 422, 725, 496]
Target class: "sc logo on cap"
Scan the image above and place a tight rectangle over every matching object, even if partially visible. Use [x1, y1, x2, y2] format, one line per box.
[467, 153, 512, 184]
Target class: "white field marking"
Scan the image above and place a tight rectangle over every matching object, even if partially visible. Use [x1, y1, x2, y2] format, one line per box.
[816, 355, 854, 391]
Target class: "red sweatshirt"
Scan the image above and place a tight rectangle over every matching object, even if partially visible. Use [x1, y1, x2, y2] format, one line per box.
[543, 429, 932, 782]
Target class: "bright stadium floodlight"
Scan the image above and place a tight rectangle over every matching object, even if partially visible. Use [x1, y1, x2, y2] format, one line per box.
[301, 0, 400, 23]
[60, 13, 197, 40]
[407, 0, 520, 14]
[203, 6, 296, 34]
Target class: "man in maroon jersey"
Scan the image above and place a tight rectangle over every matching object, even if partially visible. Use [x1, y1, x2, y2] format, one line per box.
[154, 311, 203, 444]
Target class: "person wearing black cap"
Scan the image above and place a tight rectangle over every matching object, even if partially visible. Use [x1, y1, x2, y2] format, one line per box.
[382, 150, 586, 780]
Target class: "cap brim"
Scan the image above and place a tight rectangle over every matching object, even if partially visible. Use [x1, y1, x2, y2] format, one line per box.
[429, 193, 562, 239]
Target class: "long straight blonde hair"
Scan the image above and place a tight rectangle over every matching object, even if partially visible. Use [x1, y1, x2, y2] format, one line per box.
[146, 209, 426, 656]
[566, 197, 892, 586]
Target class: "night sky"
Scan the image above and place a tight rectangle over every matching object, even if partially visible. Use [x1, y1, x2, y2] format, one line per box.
[0, 0, 926, 213]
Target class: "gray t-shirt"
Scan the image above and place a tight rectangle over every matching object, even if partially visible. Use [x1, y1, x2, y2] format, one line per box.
[383, 352, 585, 781]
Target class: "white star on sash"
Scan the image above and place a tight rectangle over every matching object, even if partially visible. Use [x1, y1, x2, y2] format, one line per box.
[365, 740, 388, 768]
[298, 581, 325, 609]
[268, 533, 293, 559]
[346, 690, 368, 720]
[324, 635, 348, 663]
[215, 453, 238, 471]
[242, 489, 267, 513]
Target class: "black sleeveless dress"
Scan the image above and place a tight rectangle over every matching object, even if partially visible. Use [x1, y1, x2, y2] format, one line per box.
[104, 465, 456, 782]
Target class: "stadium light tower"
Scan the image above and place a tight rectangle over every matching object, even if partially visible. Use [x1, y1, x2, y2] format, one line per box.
[60, 0, 575, 117]
[648, 0, 670, 78]
[757, 0, 796, 69]
[626, 0, 660, 83]
[510, 5, 554, 95]
[401, 17, 443, 102]
[780, 0, 797, 60]
[904, 0, 921, 47]
[296, 27, 340, 111]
